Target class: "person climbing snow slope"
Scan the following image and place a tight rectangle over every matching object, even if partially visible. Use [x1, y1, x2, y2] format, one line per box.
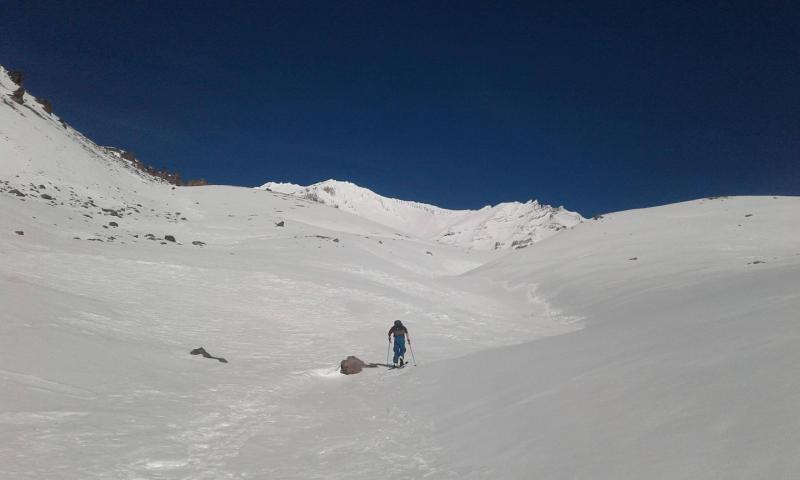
[388, 320, 410, 367]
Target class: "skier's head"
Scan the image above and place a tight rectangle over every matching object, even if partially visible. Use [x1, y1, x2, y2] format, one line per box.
[394, 320, 402, 327]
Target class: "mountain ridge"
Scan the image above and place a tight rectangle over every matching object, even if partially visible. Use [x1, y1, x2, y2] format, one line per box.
[260, 179, 583, 250]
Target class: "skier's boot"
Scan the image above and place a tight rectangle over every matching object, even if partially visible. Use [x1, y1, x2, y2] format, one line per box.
[399, 358, 404, 367]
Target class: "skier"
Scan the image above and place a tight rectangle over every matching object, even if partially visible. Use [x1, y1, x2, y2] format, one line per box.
[388, 320, 410, 367]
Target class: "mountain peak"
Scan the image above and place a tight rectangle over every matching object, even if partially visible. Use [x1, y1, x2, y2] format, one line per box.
[258, 180, 583, 250]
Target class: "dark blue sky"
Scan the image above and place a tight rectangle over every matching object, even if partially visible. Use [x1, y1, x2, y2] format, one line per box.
[2, 1, 798, 215]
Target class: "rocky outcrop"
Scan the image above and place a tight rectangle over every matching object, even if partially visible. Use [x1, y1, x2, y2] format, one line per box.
[35, 97, 54, 114]
[8, 70, 24, 86]
[10, 87, 25, 104]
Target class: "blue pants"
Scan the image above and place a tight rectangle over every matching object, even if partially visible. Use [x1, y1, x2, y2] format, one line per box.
[393, 336, 406, 364]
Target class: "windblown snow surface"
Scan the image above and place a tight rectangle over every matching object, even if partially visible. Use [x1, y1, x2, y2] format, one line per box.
[3, 65, 800, 479]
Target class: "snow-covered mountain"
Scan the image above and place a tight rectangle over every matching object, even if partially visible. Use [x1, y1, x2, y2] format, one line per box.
[260, 180, 583, 250]
[4, 64, 800, 479]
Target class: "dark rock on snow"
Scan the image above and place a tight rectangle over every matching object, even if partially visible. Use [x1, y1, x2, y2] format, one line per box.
[164, 235, 176, 242]
[14, 230, 24, 235]
[10, 87, 25, 104]
[190, 347, 228, 363]
[8, 70, 24, 85]
[36, 97, 54, 114]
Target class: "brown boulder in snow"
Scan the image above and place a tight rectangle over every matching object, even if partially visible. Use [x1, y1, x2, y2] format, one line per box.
[340, 356, 367, 375]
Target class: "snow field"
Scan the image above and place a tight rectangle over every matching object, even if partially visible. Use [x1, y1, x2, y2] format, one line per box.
[4, 65, 800, 478]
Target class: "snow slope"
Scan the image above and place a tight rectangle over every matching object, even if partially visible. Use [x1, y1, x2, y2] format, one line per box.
[261, 179, 583, 250]
[397, 196, 800, 478]
[3, 64, 800, 479]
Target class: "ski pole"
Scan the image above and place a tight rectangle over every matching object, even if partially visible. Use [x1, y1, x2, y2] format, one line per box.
[409, 341, 417, 366]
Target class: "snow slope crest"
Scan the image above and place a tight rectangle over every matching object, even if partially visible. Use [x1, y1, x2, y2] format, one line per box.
[260, 179, 583, 250]
[0, 65, 167, 187]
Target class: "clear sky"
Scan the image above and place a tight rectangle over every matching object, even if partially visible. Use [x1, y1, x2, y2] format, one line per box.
[2, 1, 798, 215]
